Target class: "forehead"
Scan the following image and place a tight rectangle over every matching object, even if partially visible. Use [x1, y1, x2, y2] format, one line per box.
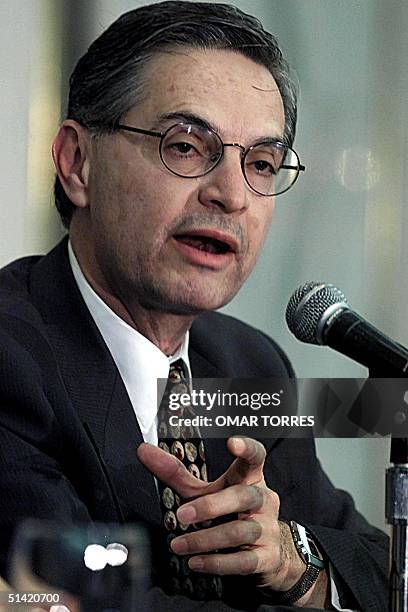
[126, 48, 285, 140]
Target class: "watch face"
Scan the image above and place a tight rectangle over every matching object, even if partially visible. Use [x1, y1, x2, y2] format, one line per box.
[290, 521, 325, 568]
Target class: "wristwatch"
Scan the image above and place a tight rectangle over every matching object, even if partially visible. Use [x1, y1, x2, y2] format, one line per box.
[278, 520, 325, 605]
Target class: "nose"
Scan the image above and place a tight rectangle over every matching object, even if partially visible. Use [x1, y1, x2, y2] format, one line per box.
[197, 146, 249, 214]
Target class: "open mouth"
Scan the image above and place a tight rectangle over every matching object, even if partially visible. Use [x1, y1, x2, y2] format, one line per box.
[174, 234, 233, 255]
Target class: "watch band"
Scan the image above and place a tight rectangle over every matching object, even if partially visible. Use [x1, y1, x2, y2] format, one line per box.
[277, 521, 325, 605]
[278, 564, 321, 604]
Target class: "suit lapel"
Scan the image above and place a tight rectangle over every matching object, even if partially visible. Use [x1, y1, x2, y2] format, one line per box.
[30, 240, 160, 525]
[103, 373, 162, 525]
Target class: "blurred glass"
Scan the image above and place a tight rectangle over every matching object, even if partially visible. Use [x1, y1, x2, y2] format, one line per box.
[9, 520, 151, 612]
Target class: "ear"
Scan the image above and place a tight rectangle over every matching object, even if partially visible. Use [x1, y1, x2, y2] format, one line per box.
[52, 120, 92, 209]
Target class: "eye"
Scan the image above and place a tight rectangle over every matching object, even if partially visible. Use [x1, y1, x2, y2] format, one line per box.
[167, 141, 198, 156]
[253, 159, 276, 175]
[246, 157, 277, 178]
[245, 143, 284, 178]
[177, 143, 193, 154]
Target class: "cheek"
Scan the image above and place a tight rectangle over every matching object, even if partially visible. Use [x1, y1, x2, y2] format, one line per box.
[96, 166, 193, 246]
[126, 167, 198, 229]
[246, 204, 275, 255]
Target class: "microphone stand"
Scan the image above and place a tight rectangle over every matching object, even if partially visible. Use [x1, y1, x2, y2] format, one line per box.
[386, 437, 408, 612]
[365, 371, 408, 611]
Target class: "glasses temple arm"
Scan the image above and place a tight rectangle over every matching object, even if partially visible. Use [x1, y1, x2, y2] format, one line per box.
[115, 124, 163, 138]
[281, 164, 306, 171]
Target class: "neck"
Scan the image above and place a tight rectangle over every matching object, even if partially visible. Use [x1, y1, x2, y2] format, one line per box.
[69, 228, 194, 356]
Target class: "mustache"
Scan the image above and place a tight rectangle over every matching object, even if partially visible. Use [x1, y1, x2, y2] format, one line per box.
[170, 213, 245, 249]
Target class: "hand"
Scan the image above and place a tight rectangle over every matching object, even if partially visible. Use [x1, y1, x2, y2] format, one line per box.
[137, 436, 328, 607]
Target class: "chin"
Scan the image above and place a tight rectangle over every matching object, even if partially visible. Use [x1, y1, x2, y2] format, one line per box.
[174, 292, 238, 315]
[144, 285, 236, 316]
[138, 272, 241, 315]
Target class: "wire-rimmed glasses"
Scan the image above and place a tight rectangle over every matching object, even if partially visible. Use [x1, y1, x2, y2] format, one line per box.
[114, 122, 305, 197]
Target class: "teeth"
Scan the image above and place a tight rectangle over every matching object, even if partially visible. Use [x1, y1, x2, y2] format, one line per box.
[176, 235, 229, 254]
[199, 242, 218, 253]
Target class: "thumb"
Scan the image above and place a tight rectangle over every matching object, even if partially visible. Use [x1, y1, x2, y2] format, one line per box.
[220, 437, 266, 488]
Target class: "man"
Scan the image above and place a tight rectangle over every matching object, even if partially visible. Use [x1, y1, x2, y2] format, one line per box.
[0, 2, 387, 610]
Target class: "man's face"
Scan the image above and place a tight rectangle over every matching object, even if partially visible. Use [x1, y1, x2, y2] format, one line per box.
[86, 48, 285, 315]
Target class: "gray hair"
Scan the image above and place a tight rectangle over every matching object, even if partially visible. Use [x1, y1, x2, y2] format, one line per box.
[55, 0, 298, 227]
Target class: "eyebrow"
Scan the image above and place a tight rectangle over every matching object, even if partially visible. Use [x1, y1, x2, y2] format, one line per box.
[153, 110, 284, 143]
[153, 111, 221, 133]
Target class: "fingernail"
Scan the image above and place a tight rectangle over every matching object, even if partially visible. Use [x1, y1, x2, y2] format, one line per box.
[189, 557, 204, 571]
[177, 504, 196, 523]
[232, 437, 245, 452]
[171, 537, 188, 554]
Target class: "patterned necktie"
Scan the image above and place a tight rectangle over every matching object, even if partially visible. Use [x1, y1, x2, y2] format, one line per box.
[157, 359, 223, 601]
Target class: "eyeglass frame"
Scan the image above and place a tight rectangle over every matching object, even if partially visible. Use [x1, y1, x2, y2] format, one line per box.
[113, 121, 305, 197]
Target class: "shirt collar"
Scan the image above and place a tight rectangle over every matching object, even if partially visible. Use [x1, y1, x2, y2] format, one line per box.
[67, 241, 191, 437]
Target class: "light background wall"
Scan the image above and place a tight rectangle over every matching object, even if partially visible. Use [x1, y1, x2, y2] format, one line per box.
[2, 0, 407, 532]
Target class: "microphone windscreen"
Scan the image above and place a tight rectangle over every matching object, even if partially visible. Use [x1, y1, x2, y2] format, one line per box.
[286, 282, 348, 344]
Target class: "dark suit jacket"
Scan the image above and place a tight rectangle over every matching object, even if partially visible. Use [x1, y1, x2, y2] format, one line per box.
[0, 239, 388, 611]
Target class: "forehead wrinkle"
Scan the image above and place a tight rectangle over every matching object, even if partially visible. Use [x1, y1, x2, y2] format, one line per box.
[252, 85, 280, 93]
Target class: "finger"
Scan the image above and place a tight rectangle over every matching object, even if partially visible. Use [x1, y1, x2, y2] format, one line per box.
[137, 443, 206, 498]
[171, 518, 263, 555]
[223, 437, 266, 486]
[177, 484, 267, 525]
[188, 549, 264, 576]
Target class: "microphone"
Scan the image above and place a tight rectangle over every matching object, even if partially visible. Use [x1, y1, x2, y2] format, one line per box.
[286, 282, 408, 376]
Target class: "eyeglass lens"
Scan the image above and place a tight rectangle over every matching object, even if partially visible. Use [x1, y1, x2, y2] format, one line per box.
[160, 124, 300, 196]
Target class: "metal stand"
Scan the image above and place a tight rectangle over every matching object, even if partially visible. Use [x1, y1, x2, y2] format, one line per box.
[386, 438, 408, 611]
